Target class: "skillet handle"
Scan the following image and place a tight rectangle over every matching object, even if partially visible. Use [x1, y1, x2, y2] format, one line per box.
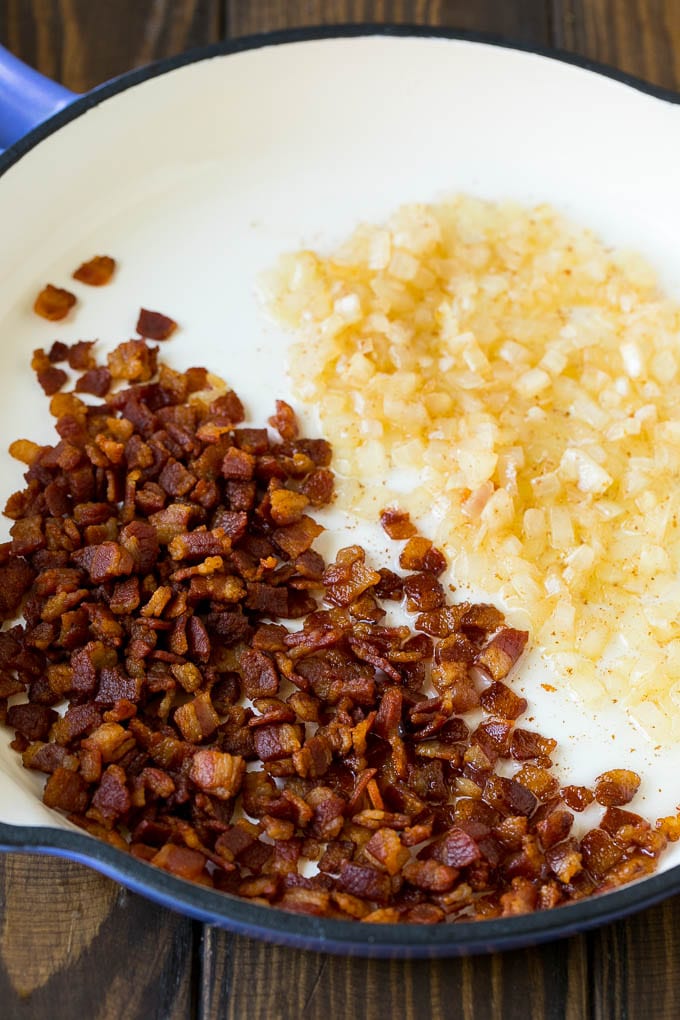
[0, 44, 76, 151]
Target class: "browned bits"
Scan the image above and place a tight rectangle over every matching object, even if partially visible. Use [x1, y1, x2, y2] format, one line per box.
[594, 770, 642, 807]
[136, 308, 177, 341]
[31, 349, 67, 396]
[34, 284, 76, 321]
[0, 325, 673, 926]
[380, 507, 417, 540]
[73, 256, 116, 286]
[561, 785, 595, 812]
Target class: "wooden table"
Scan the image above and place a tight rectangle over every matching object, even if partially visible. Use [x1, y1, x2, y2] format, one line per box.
[1, 2, 679, 1018]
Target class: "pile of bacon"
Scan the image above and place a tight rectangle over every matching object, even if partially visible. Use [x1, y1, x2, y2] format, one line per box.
[0, 276, 677, 924]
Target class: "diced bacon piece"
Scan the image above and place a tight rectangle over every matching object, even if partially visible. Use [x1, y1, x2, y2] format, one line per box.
[34, 284, 76, 321]
[476, 628, 528, 680]
[136, 308, 177, 340]
[189, 750, 245, 800]
[594, 769, 641, 807]
[73, 255, 116, 286]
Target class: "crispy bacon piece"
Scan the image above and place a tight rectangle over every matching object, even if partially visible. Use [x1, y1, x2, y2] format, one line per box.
[0, 558, 36, 620]
[152, 843, 207, 880]
[476, 628, 529, 680]
[594, 770, 641, 807]
[43, 767, 89, 812]
[337, 862, 391, 903]
[76, 367, 112, 397]
[136, 308, 177, 341]
[189, 750, 245, 800]
[380, 507, 417, 540]
[34, 284, 76, 321]
[268, 400, 298, 441]
[73, 255, 116, 286]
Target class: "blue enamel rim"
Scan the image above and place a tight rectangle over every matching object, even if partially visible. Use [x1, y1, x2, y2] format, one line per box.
[1, 24, 680, 958]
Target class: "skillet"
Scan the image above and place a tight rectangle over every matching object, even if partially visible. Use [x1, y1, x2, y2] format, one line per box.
[1, 25, 680, 957]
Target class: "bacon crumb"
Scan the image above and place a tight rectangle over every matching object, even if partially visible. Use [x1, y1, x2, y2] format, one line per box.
[34, 285, 76, 321]
[73, 256, 116, 286]
[136, 308, 177, 340]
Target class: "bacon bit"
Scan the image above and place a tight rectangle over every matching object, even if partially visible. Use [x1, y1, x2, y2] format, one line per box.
[268, 399, 298, 441]
[89, 763, 131, 826]
[189, 750, 245, 800]
[174, 691, 220, 743]
[479, 681, 527, 720]
[546, 838, 583, 883]
[43, 767, 89, 813]
[270, 488, 309, 525]
[108, 339, 158, 382]
[337, 862, 391, 903]
[476, 627, 529, 680]
[562, 784, 595, 812]
[152, 843, 207, 880]
[34, 284, 76, 321]
[535, 806, 574, 848]
[136, 308, 177, 341]
[657, 815, 680, 841]
[581, 828, 624, 879]
[594, 769, 641, 807]
[0, 558, 36, 619]
[500, 876, 537, 916]
[380, 507, 417, 540]
[367, 779, 384, 811]
[0, 330, 671, 926]
[73, 255, 116, 286]
[364, 827, 410, 875]
[403, 858, 459, 893]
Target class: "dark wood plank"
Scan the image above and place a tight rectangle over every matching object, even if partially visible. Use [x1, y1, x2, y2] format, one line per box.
[228, 0, 551, 45]
[587, 898, 680, 1020]
[0, 854, 196, 1020]
[0, 0, 222, 90]
[199, 928, 589, 1020]
[552, 0, 680, 89]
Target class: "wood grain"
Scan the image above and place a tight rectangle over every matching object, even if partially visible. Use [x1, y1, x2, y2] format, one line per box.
[0, 0, 222, 91]
[553, 0, 680, 90]
[198, 928, 590, 1020]
[0, 855, 196, 1020]
[228, 0, 551, 44]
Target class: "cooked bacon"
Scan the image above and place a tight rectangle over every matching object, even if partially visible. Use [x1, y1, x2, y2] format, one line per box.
[73, 256, 116, 286]
[594, 770, 641, 806]
[476, 627, 529, 680]
[34, 285, 76, 321]
[380, 507, 417, 540]
[136, 308, 177, 341]
[189, 750, 245, 800]
[268, 400, 298, 441]
[108, 340, 158, 382]
[0, 331, 669, 926]
[67, 340, 97, 371]
[0, 558, 36, 620]
[337, 862, 391, 903]
[7, 703, 57, 741]
[43, 766, 89, 812]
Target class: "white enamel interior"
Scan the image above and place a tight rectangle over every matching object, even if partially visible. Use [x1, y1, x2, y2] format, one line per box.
[1, 36, 680, 878]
